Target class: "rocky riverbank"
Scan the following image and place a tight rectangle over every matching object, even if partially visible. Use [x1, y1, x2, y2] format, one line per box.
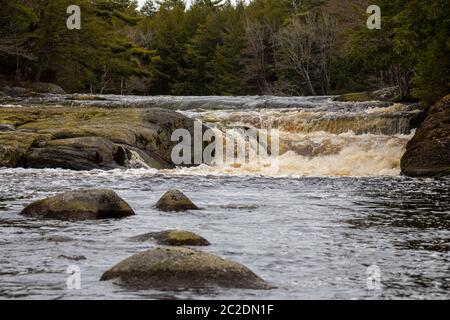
[1, 89, 447, 177]
[0, 106, 207, 170]
[401, 95, 450, 177]
[0, 80, 66, 97]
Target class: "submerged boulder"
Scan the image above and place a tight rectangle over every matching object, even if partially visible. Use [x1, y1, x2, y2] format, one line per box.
[100, 247, 269, 290]
[154, 190, 200, 212]
[130, 230, 210, 246]
[20, 189, 135, 221]
[401, 95, 450, 177]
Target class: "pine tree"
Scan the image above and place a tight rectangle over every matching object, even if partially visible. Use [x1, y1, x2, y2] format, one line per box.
[207, 2, 248, 95]
[141, 0, 158, 17]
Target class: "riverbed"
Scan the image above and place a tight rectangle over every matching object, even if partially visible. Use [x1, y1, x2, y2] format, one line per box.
[0, 169, 449, 299]
[0, 96, 448, 299]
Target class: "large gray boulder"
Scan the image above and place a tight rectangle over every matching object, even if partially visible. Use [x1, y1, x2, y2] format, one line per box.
[155, 190, 200, 212]
[26, 137, 121, 170]
[100, 247, 269, 290]
[2, 86, 31, 97]
[20, 189, 135, 221]
[27, 82, 65, 94]
[401, 95, 450, 177]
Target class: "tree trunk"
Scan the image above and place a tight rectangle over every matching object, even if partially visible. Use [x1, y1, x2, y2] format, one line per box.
[35, 64, 42, 82]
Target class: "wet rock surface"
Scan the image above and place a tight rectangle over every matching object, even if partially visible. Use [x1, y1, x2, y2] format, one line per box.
[401, 95, 450, 177]
[100, 247, 269, 290]
[155, 190, 200, 212]
[0, 107, 208, 170]
[20, 189, 135, 221]
[0, 92, 394, 110]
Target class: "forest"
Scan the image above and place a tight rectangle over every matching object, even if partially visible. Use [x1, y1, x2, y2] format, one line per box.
[0, 0, 448, 105]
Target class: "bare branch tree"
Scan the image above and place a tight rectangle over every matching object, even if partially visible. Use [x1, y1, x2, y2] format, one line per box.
[276, 12, 337, 95]
[317, 13, 337, 94]
[244, 18, 278, 95]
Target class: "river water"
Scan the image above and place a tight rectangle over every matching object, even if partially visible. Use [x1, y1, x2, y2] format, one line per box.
[0, 96, 448, 300]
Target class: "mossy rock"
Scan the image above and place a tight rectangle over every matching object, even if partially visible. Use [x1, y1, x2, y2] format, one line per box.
[26, 82, 65, 94]
[26, 136, 123, 170]
[2, 86, 31, 97]
[130, 230, 210, 246]
[70, 94, 107, 101]
[100, 247, 269, 290]
[20, 189, 135, 221]
[154, 190, 200, 212]
[336, 87, 400, 102]
[0, 131, 49, 167]
[401, 94, 450, 177]
[336, 92, 374, 102]
[0, 106, 204, 170]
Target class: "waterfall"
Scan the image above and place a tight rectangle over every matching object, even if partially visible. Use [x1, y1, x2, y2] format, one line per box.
[170, 101, 422, 177]
[125, 150, 152, 169]
[3, 93, 421, 176]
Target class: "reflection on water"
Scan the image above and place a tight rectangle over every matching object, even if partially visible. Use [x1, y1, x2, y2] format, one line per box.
[0, 168, 448, 299]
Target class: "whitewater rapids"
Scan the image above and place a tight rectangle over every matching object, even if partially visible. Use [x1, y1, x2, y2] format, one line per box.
[169, 100, 421, 177]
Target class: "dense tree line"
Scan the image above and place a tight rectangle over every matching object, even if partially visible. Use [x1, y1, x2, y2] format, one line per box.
[0, 0, 448, 105]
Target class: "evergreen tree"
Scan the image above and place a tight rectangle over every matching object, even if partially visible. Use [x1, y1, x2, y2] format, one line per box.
[0, 0, 447, 101]
[349, 0, 449, 104]
[206, 1, 248, 95]
[141, 0, 158, 17]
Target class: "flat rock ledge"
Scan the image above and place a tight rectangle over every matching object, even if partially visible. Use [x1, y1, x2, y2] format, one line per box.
[20, 189, 135, 221]
[100, 247, 269, 290]
[155, 189, 200, 212]
[0, 106, 210, 170]
[130, 230, 210, 246]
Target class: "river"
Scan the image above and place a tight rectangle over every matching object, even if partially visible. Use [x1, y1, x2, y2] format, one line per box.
[0, 95, 448, 299]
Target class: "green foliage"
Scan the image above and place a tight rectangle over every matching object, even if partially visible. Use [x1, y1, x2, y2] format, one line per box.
[349, 0, 449, 104]
[0, 0, 157, 93]
[0, 0, 448, 102]
[141, 0, 158, 17]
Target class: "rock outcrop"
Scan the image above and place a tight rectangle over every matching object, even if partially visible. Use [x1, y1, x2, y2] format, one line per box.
[26, 82, 65, 95]
[401, 95, 450, 177]
[100, 247, 269, 290]
[336, 87, 400, 102]
[0, 107, 209, 170]
[0, 81, 65, 96]
[155, 189, 200, 212]
[0, 124, 15, 132]
[130, 230, 210, 246]
[20, 189, 135, 221]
